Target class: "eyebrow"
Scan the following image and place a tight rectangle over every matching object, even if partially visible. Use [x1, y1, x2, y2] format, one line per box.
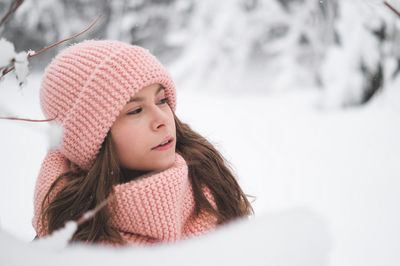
[128, 86, 165, 103]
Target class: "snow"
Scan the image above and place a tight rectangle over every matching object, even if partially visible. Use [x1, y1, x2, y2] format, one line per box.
[319, 0, 396, 107]
[1, 0, 400, 264]
[32, 221, 77, 251]
[45, 122, 64, 150]
[1, 209, 331, 266]
[177, 88, 400, 265]
[14, 51, 30, 86]
[0, 38, 31, 86]
[0, 38, 15, 68]
[0, 70, 399, 265]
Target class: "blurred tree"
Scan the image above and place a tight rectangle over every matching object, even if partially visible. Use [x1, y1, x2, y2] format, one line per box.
[168, 0, 340, 93]
[1, 0, 111, 68]
[1, 0, 399, 107]
[320, 0, 400, 107]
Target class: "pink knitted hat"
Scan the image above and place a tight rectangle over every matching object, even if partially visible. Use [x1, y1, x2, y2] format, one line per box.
[40, 40, 176, 170]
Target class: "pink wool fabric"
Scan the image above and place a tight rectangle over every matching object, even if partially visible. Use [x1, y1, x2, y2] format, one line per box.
[40, 40, 176, 170]
[33, 39, 217, 245]
[33, 150, 217, 245]
[109, 153, 217, 244]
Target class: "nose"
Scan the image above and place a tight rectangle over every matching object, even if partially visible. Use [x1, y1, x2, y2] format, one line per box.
[150, 105, 168, 131]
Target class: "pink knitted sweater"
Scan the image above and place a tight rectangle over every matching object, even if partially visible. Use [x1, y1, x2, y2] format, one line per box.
[32, 151, 217, 245]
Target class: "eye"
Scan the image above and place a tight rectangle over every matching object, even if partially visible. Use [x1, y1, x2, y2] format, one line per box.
[127, 108, 142, 115]
[157, 97, 169, 105]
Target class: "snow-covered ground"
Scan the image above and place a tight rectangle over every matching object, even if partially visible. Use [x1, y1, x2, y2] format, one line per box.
[0, 71, 399, 265]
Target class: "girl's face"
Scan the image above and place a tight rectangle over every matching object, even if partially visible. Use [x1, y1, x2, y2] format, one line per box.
[111, 83, 176, 172]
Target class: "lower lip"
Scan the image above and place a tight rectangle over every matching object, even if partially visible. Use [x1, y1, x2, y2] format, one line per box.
[152, 140, 174, 151]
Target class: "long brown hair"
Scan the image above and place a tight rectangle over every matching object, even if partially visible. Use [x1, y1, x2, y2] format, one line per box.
[41, 113, 253, 244]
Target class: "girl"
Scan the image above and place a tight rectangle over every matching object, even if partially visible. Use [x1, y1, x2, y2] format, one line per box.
[33, 40, 253, 246]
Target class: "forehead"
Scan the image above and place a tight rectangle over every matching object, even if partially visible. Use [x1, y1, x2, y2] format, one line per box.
[128, 84, 165, 102]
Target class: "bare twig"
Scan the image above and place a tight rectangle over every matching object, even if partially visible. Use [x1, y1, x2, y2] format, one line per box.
[75, 168, 166, 227]
[384, 1, 400, 18]
[28, 15, 101, 59]
[0, 116, 56, 122]
[76, 195, 114, 226]
[0, 0, 24, 28]
[2, 15, 101, 76]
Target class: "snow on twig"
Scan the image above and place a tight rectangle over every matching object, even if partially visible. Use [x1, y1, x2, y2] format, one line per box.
[0, 15, 101, 78]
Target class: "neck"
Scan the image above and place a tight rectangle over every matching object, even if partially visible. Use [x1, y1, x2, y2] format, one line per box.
[121, 168, 153, 183]
[108, 153, 218, 243]
[120, 164, 177, 183]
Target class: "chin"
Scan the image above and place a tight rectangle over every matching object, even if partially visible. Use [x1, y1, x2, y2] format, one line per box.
[155, 153, 176, 171]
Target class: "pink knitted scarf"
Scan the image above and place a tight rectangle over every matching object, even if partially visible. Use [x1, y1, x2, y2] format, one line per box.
[33, 151, 217, 245]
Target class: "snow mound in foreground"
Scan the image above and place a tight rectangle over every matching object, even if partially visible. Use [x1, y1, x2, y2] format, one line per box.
[0, 208, 331, 266]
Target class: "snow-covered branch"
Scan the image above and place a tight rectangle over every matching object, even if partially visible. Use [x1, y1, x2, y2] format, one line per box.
[0, 15, 101, 86]
[0, 38, 32, 86]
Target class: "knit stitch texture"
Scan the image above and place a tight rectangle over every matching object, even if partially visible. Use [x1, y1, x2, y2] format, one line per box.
[33, 39, 217, 245]
[40, 40, 176, 170]
[32, 151, 217, 245]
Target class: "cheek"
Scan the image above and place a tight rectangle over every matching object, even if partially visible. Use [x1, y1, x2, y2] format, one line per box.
[166, 108, 176, 131]
[111, 124, 140, 160]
